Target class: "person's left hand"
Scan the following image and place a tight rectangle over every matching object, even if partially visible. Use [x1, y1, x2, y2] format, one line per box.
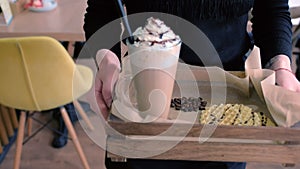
[269, 55, 300, 92]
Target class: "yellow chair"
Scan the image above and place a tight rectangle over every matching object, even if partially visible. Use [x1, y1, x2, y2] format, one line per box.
[0, 36, 93, 169]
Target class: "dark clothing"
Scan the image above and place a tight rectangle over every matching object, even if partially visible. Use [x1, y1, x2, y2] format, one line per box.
[83, 0, 292, 169]
[105, 157, 247, 169]
[84, 0, 292, 70]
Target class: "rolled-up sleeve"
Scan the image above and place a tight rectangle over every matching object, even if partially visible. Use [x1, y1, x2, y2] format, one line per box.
[251, 0, 292, 66]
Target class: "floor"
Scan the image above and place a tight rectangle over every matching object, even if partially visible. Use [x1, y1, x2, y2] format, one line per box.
[0, 110, 105, 169]
[0, 109, 299, 169]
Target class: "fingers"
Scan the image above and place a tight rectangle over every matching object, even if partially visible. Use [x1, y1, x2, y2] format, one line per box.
[94, 49, 121, 119]
[95, 72, 110, 120]
[96, 49, 121, 71]
[102, 68, 120, 108]
[269, 54, 300, 93]
[95, 49, 111, 66]
[96, 94, 110, 120]
[276, 69, 300, 92]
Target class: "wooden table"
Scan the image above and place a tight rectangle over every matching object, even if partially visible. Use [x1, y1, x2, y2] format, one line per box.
[0, 0, 86, 41]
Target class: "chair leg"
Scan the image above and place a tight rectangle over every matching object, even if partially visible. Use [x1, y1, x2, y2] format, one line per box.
[27, 111, 33, 136]
[73, 100, 94, 131]
[8, 108, 19, 129]
[60, 107, 90, 169]
[0, 140, 3, 154]
[0, 109, 9, 145]
[13, 111, 26, 169]
[1, 105, 14, 137]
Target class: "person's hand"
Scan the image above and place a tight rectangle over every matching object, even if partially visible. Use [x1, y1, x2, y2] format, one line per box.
[268, 55, 300, 92]
[95, 49, 121, 120]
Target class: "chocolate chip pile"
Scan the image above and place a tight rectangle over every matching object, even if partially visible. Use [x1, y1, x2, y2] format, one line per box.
[170, 97, 207, 112]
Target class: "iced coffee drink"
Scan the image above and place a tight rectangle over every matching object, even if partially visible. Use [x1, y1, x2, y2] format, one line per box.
[128, 17, 181, 120]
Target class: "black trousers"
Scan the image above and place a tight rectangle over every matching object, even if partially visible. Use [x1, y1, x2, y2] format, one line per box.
[105, 155, 246, 169]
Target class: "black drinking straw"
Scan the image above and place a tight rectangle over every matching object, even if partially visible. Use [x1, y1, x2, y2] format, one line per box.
[116, 0, 134, 44]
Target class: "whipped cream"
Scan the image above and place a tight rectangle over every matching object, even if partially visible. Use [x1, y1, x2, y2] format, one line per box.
[132, 17, 181, 48]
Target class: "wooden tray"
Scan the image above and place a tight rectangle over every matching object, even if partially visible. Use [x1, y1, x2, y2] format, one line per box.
[106, 70, 300, 165]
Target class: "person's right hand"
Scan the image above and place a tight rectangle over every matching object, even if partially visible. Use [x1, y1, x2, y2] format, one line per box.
[268, 55, 300, 92]
[94, 49, 120, 120]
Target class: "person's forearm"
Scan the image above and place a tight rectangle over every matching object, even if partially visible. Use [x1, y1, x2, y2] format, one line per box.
[251, 0, 292, 66]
